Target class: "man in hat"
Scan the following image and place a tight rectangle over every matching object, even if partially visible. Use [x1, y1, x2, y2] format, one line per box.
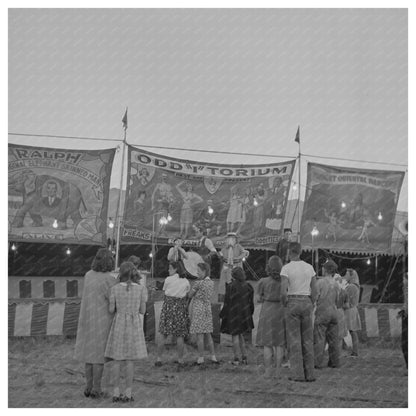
[276, 228, 293, 264]
[218, 232, 249, 302]
[313, 259, 341, 369]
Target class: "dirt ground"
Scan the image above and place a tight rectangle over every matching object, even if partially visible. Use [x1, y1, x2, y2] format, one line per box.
[8, 337, 407, 408]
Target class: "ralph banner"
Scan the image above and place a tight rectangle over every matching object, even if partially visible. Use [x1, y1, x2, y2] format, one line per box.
[300, 163, 405, 252]
[122, 146, 296, 248]
[8, 144, 116, 245]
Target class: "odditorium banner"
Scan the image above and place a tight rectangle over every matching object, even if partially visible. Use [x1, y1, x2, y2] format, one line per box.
[301, 163, 405, 252]
[122, 146, 296, 249]
[8, 144, 116, 245]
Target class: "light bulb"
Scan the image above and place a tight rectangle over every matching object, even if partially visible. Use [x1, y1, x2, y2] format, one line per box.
[159, 217, 166, 226]
[149, 252, 153, 258]
[292, 184, 297, 191]
[53, 219, 58, 229]
[11, 243, 17, 251]
[311, 226, 319, 237]
[108, 219, 114, 228]
[208, 206, 214, 215]
[367, 259, 371, 265]
[253, 198, 258, 207]
[378, 212, 383, 221]
[341, 201, 346, 209]
[66, 248, 71, 255]
[167, 214, 172, 222]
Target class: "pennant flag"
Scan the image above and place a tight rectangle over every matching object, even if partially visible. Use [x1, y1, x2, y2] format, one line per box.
[294, 126, 300, 143]
[122, 108, 128, 130]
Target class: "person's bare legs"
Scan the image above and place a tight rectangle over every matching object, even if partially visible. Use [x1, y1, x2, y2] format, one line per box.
[176, 336, 185, 363]
[112, 361, 121, 398]
[263, 346, 273, 378]
[84, 363, 93, 395]
[124, 360, 134, 399]
[232, 335, 240, 362]
[196, 333, 205, 363]
[156, 334, 168, 363]
[205, 333, 218, 362]
[274, 346, 284, 378]
[239, 334, 247, 363]
[92, 364, 104, 394]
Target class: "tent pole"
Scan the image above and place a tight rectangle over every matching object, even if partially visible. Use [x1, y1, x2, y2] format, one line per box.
[114, 121, 128, 270]
[378, 255, 399, 303]
[297, 139, 301, 243]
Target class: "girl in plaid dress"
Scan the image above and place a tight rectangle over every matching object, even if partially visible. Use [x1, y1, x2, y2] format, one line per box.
[188, 262, 219, 365]
[105, 262, 148, 402]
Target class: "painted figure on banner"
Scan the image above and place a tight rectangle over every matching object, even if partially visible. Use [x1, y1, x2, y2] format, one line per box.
[131, 191, 147, 228]
[10, 169, 85, 230]
[324, 209, 343, 242]
[197, 199, 222, 237]
[267, 176, 286, 219]
[349, 193, 365, 227]
[253, 186, 267, 236]
[151, 173, 175, 236]
[176, 181, 204, 239]
[218, 232, 249, 302]
[357, 209, 377, 245]
[236, 187, 254, 235]
[226, 186, 243, 233]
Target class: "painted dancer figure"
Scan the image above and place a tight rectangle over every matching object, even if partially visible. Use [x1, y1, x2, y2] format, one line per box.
[176, 181, 203, 239]
[357, 210, 376, 244]
[324, 209, 342, 242]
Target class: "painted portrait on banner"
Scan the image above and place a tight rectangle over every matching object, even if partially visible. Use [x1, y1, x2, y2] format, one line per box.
[122, 146, 296, 249]
[8, 144, 116, 245]
[300, 163, 405, 252]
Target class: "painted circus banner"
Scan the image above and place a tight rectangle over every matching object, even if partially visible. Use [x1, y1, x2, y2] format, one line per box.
[301, 163, 405, 252]
[122, 146, 296, 248]
[8, 144, 116, 245]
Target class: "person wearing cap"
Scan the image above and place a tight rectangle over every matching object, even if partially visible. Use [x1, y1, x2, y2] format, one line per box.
[194, 227, 218, 265]
[167, 237, 189, 262]
[313, 259, 341, 369]
[280, 242, 317, 382]
[343, 268, 362, 357]
[218, 232, 249, 302]
[276, 228, 293, 265]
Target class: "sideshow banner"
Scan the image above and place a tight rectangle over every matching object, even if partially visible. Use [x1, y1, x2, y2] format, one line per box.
[122, 146, 296, 248]
[301, 163, 405, 252]
[8, 144, 116, 245]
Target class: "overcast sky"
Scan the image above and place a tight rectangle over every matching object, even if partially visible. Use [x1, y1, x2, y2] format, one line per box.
[8, 8, 408, 211]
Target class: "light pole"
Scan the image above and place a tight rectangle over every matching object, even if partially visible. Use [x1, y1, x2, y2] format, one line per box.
[150, 211, 172, 280]
[311, 225, 319, 272]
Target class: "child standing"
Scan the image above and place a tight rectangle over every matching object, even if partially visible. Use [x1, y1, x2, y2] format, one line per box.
[220, 267, 254, 365]
[188, 262, 219, 365]
[256, 256, 286, 378]
[155, 261, 190, 366]
[104, 262, 148, 402]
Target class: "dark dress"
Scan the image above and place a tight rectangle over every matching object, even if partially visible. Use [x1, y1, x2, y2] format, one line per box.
[220, 280, 254, 335]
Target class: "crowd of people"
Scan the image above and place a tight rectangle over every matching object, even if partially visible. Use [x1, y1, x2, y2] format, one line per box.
[74, 241, 367, 403]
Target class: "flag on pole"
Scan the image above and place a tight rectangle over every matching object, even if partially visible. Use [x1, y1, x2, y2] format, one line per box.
[294, 126, 300, 143]
[122, 108, 128, 130]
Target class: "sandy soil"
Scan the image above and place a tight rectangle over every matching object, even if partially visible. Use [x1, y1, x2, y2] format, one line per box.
[8, 337, 407, 408]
